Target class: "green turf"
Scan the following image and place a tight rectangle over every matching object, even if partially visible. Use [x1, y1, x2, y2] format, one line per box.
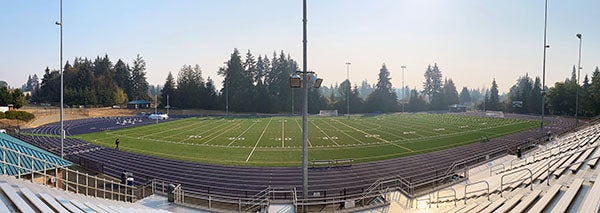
[75, 114, 539, 166]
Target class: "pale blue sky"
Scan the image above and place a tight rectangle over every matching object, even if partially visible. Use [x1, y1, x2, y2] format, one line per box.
[1, 0, 599, 93]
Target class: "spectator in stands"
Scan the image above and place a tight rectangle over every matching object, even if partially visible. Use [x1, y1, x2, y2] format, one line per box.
[115, 137, 120, 150]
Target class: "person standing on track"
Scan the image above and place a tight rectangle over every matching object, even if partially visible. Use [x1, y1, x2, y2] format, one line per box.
[115, 137, 120, 150]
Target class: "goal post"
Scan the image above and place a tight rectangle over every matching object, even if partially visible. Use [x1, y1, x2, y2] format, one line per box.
[319, 110, 338, 117]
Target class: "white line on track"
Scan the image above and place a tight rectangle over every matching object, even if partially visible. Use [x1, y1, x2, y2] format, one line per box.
[246, 117, 273, 162]
[282, 119, 285, 147]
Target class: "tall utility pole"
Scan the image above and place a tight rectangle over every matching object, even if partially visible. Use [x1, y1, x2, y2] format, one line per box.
[401, 66, 406, 112]
[55, 0, 64, 158]
[540, 0, 549, 139]
[345, 62, 351, 118]
[301, 0, 309, 210]
[291, 88, 294, 115]
[575, 33, 582, 128]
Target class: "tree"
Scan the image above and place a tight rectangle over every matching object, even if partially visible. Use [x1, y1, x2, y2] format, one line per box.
[488, 79, 500, 110]
[161, 72, 176, 108]
[407, 89, 427, 112]
[365, 64, 399, 112]
[459, 87, 471, 105]
[218, 49, 255, 112]
[11, 89, 26, 108]
[423, 63, 444, 110]
[114, 59, 131, 97]
[129, 54, 150, 101]
[176, 65, 205, 108]
[443, 78, 459, 106]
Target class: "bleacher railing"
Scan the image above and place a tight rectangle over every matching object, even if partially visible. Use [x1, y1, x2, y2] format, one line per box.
[0, 145, 136, 203]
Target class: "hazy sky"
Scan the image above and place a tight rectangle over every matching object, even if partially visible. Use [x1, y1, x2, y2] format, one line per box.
[2, 0, 599, 93]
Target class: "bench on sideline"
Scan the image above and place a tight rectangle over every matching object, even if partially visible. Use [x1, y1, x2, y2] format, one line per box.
[310, 158, 354, 168]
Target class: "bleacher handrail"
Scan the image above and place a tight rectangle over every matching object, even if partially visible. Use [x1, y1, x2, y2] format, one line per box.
[464, 180, 489, 204]
[500, 168, 533, 197]
[0, 145, 136, 203]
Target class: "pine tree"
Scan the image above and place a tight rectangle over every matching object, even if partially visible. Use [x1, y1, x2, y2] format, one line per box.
[459, 87, 471, 105]
[489, 79, 500, 110]
[161, 72, 176, 108]
[365, 64, 399, 112]
[129, 54, 150, 101]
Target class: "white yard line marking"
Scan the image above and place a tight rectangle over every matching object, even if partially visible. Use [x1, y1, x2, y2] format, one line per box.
[246, 117, 273, 162]
[321, 119, 365, 144]
[294, 118, 312, 147]
[282, 120, 285, 147]
[227, 121, 258, 146]
[201, 120, 243, 145]
[177, 120, 230, 143]
[310, 120, 340, 146]
[332, 119, 415, 152]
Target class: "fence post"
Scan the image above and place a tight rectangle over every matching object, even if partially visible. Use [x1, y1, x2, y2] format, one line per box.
[31, 157, 34, 181]
[95, 177, 98, 197]
[43, 160, 47, 186]
[65, 169, 69, 192]
[17, 152, 21, 178]
[85, 173, 89, 196]
[76, 170, 79, 194]
[103, 178, 106, 199]
[2, 147, 6, 175]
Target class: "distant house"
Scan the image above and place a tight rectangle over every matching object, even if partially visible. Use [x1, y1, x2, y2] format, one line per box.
[127, 100, 151, 109]
[448, 104, 467, 112]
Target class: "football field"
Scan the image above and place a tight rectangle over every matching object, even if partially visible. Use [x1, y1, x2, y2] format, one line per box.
[77, 114, 538, 166]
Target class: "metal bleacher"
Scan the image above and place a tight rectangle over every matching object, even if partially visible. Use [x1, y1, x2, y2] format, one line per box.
[391, 121, 600, 213]
[0, 175, 167, 213]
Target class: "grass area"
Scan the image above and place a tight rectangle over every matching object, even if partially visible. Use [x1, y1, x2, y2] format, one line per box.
[76, 113, 539, 166]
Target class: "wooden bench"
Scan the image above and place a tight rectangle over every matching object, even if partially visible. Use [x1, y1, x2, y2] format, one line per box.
[495, 194, 523, 213]
[510, 189, 541, 213]
[39, 192, 70, 213]
[459, 200, 490, 213]
[551, 178, 584, 213]
[579, 174, 600, 213]
[0, 182, 36, 213]
[54, 196, 85, 213]
[528, 184, 562, 213]
[19, 187, 55, 213]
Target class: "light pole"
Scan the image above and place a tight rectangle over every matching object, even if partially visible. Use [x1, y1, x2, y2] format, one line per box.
[301, 0, 309, 207]
[540, 0, 549, 139]
[155, 94, 158, 124]
[345, 62, 351, 118]
[55, 0, 64, 158]
[401, 65, 406, 112]
[575, 33, 582, 128]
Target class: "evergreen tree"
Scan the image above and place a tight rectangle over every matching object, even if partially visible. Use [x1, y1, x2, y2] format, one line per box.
[423, 63, 444, 109]
[458, 87, 471, 105]
[407, 89, 427, 112]
[488, 79, 500, 110]
[161, 72, 176, 108]
[129, 54, 150, 101]
[443, 78, 459, 106]
[365, 64, 399, 112]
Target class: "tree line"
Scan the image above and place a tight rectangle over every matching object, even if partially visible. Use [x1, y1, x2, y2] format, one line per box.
[22, 49, 600, 118]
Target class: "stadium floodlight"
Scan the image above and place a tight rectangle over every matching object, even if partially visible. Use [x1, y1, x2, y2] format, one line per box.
[290, 73, 302, 88]
[314, 78, 323, 88]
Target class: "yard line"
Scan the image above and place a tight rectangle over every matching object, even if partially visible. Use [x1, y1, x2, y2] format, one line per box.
[227, 121, 258, 146]
[176, 120, 231, 143]
[282, 119, 285, 147]
[310, 120, 340, 146]
[319, 119, 365, 144]
[331, 119, 415, 152]
[246, 117, 273, 162]
[201, 119, 244, 145]
[294, 118, 312, 147]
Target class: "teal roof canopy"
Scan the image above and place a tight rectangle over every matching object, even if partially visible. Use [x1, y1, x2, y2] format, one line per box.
[0, 133, 72, 176]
